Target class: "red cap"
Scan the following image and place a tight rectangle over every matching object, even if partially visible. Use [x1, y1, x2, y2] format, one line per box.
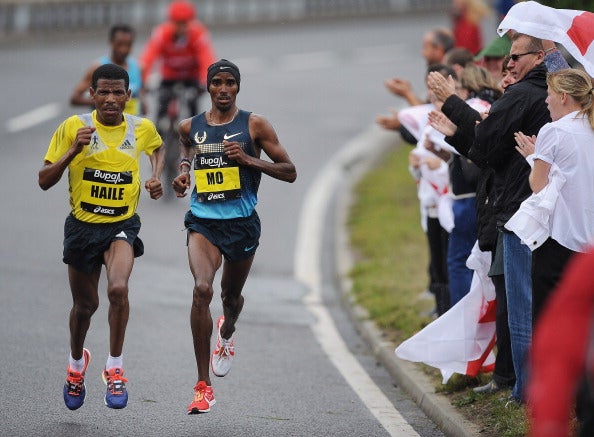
[168, 1, 196, 22]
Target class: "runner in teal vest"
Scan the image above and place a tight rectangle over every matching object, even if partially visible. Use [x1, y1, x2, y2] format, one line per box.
[172, 59, 297, 414]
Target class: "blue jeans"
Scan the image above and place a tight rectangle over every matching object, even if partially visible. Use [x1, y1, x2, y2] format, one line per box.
[502, 230, 532, 402]
[447, 197, 477, 306]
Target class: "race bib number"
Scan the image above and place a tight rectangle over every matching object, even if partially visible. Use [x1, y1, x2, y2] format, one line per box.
[193, 154, 242, 202]
[80, 168, 132, 217]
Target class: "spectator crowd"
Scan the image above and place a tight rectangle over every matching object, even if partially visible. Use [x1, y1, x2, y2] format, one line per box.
[377, 2, 594, 436]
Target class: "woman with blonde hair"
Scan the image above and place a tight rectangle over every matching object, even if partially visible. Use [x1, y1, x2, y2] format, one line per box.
[513, 67, 594, 321]
[520, 68, 594, 437]
[544, 68, 594, 129]
[459, 63, 503, 102]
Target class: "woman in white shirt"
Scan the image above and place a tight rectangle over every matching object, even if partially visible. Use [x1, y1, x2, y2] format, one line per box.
[515, 68, 594, 323]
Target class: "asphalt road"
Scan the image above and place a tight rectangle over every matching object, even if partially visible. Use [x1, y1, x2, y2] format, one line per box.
[0, 12, 486, 436]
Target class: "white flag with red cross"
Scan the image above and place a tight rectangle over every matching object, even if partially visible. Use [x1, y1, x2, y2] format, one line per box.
[395, 243, 496, 384]
[497, 0, 594, 77]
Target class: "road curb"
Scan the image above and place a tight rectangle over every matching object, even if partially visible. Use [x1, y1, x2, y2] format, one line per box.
[333, 126, 482, 437]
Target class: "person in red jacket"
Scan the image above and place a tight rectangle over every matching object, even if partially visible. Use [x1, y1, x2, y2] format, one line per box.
[529, 248, 594, 437]
[140, 0, 216, 123]
[451, 0, 492, 55]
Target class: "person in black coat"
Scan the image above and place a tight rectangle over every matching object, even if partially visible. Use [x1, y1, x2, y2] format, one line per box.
[427, 61, 516, 394]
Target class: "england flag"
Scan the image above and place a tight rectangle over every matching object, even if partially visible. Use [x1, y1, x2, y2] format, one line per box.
[497, 1, 594, 77]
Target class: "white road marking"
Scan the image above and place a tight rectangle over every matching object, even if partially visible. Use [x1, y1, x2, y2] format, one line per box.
[6, 103, 61, 133]
[294, 127, 421, 437]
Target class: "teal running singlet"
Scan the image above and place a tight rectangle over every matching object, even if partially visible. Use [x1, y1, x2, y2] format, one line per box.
[188, 110, 261, 219]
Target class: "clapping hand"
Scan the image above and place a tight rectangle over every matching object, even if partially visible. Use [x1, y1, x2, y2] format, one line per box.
[514, 131, 536, 158]
[428, 110, 457, 137]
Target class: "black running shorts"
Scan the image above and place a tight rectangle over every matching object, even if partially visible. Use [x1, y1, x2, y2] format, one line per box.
[184, 210, 261, 262]
[63, 213, 144, 273]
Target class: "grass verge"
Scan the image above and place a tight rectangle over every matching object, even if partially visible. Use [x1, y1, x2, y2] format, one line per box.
[346, 142, 528, 437]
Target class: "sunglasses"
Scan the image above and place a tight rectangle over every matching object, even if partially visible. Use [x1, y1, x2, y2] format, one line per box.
[509, 51, 539, 62]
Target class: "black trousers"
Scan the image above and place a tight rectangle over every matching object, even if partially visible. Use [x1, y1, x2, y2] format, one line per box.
[426, 216, 450, 315]
[491, 273, 516, 387]
[532, 237, 576, 325]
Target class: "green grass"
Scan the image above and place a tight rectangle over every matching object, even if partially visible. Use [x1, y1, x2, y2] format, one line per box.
[348, 143, 433, 342]
[347, 142, 529, 437]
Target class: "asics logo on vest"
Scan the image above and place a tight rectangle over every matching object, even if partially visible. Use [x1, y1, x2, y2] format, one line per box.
[207, 193, 225, 201]
[93, 206, 116, 215]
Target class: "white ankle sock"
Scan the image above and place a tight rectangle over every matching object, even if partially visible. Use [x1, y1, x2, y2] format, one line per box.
[69, 354, 86, 372]
[106, 354, 123, 370]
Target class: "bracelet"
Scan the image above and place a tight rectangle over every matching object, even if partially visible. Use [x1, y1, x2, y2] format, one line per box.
[179, 158, 192, 171]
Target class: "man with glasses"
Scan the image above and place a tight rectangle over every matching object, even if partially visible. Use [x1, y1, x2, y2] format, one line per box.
[463, 33, 549, 404]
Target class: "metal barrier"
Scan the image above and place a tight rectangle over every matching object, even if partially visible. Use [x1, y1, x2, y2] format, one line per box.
[0, 0, 451, 38]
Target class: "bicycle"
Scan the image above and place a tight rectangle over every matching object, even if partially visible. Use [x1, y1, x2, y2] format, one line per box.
[154, 80, 203, 199]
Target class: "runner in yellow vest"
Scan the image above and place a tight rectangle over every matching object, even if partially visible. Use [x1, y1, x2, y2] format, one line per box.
[39, 63, 165, 410]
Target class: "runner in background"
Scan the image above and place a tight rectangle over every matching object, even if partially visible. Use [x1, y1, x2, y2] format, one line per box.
[140, 0, 216, 126]
[70, 24, 145, 116]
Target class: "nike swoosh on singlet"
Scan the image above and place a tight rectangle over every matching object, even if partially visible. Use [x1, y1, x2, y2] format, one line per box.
[223, 132, 242, 140]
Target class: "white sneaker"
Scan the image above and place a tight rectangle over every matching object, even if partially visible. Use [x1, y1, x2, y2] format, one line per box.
[211, 316, 235, 377]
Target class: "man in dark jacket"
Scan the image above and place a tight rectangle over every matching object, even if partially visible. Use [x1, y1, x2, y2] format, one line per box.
[470, 33, 549, 404]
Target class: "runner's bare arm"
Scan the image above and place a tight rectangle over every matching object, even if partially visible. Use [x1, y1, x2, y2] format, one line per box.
[225, 113, 296, 183]
[38, 126, 96, 190]
[145, 142, 166, 199]
[69, 64, 97, 107]
[172, 118, 194, 197]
